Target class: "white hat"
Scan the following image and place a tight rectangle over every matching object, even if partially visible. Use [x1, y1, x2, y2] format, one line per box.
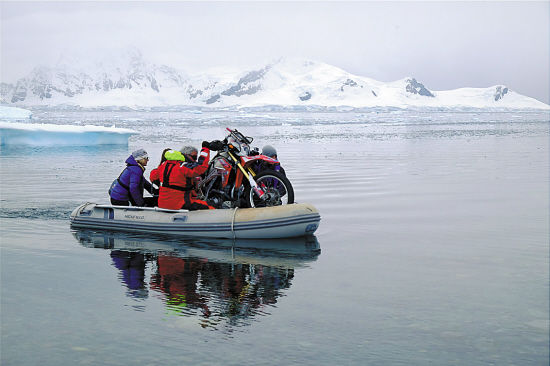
[132, 148, 148, 161]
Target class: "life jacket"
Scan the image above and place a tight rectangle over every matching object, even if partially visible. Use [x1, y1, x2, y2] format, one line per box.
[151, 148, 210, 210]
[160, 161, 194, 193]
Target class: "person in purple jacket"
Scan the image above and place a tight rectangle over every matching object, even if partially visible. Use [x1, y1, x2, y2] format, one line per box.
[262, 145, 286, 176]
[109, 148, 155, 207]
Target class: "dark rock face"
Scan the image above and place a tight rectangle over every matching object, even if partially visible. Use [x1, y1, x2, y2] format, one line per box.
[189, 81, 220, 101]
[103, 79, 113, 91]
[115, 79, 127, 89]
[340, 78, 358, 91]
[0, 83, 14, 103]
[222, 83, 261, 97]
[494, 86, 509, 101]
[206, 94, 221, 104]
[299, 91, 312, 101]
[187, 85, 203, 99]
[221, 66, 270, 97]
[10, 82, 27, 103]
[405, 78, 434, 97]
[150, 78, 159, 92]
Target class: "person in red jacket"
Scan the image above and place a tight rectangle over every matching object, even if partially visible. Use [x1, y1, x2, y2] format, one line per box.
[150, 140, 223, 210]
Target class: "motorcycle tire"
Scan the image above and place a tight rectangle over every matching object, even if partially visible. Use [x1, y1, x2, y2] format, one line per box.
[244, 169, 295, 208]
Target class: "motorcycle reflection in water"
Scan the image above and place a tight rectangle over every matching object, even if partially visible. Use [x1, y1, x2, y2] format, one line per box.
[72, 229, 320, 330]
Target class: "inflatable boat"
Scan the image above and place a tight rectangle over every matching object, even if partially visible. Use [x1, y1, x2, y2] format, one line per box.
[70, 202, 320, 239]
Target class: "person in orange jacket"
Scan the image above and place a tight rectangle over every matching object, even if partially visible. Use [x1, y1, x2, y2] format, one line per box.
[150, 140, 223, 210]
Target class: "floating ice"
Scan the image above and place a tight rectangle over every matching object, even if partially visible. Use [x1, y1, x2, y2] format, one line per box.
[0, 106, 32, 120]
[0, 122, 137, 146]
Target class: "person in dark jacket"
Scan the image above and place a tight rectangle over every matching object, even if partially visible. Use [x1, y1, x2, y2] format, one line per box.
[110, 148, 155, 207]
[261, 145, 286, 176]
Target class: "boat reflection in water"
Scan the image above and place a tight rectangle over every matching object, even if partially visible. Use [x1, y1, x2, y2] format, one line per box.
[72, 229, 320, 330]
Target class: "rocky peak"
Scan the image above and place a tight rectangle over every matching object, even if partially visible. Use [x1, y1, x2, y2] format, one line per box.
[340, 78, 359, 92]
[494, 86, 509, 101]
[2, 49, 187, 102]
[299, 91, 312, 101]
[405, 78, 434, 97]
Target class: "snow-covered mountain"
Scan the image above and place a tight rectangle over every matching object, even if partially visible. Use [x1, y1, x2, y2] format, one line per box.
[1, 50, 548, 110]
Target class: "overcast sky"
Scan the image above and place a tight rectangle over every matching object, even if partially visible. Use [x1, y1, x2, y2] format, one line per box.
[1, 1, 548, 103]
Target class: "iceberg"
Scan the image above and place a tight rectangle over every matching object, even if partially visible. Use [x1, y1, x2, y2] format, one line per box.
[0, 122, 137, 146]
[0, 105, 32, 120]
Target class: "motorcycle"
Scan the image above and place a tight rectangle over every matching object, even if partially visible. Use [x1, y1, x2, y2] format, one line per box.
[196, 128, 294, 209]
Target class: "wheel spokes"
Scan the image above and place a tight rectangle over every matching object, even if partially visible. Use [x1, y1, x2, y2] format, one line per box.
[251, 175, 288, 207]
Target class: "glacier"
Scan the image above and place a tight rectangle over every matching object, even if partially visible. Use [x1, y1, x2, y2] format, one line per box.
[0, 122, 136, 146]
[1, 51, 548, 110]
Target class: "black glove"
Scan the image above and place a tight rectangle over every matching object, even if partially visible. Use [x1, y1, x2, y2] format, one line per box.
[208, 140, 224, 151]
[202, 140, 210, 149]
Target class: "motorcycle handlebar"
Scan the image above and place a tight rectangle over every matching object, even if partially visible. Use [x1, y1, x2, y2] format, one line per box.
[226, 127, 253, 145]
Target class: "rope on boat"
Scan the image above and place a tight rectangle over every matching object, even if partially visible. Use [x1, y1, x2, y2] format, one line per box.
[231, 207, 239, 240]
[79, 202, 93, 214]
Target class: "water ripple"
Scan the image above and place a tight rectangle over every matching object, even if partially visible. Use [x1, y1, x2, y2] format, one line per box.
[0, 205, 75, 220]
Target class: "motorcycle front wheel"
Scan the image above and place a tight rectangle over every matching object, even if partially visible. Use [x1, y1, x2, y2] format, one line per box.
[244, 170, 295, 208]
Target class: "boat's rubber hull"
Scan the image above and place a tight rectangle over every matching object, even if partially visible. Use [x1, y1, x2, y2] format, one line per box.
[70, 202, 320, 239]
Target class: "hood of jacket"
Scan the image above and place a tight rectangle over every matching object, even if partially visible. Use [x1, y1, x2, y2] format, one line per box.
[164, 150, 186, 162]
[125, 155, 139, 166]
[125, 154, 146, 171]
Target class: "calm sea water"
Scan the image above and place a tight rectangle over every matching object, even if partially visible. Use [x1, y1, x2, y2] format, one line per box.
[1, 110, 548, 365]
